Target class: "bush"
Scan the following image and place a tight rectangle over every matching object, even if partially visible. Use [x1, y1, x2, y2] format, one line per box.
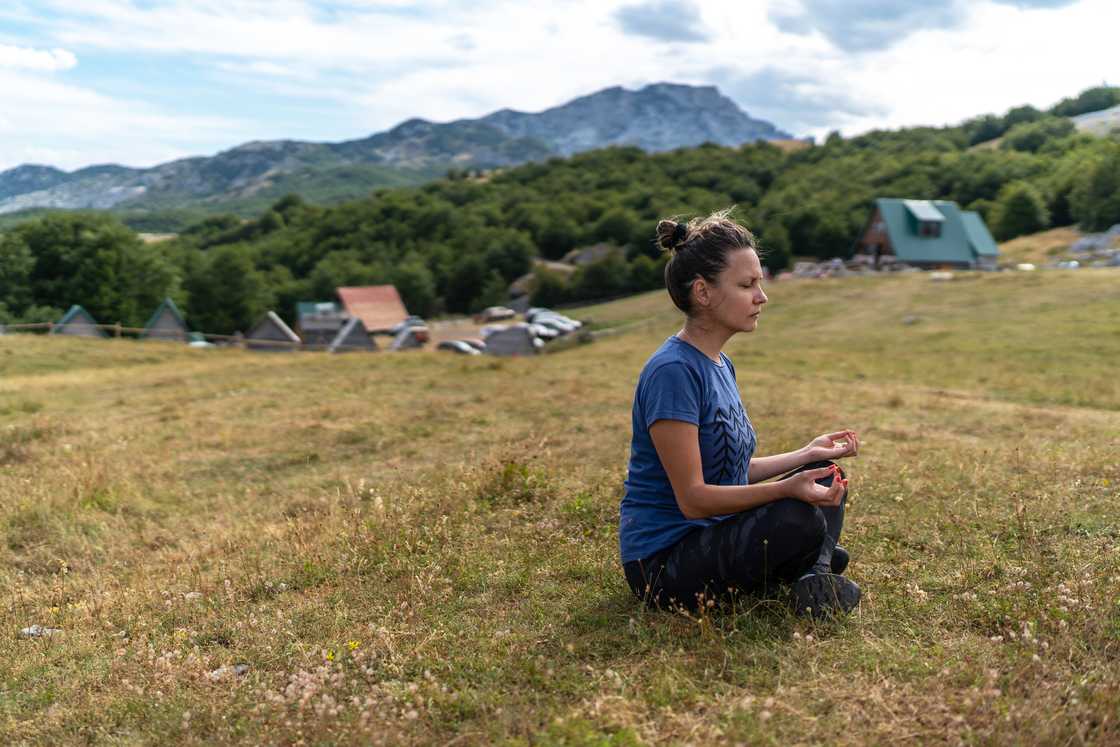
[529, 267, 570, 308]
[992, 181, 1050, 240]
[1000, 117, 1075, 154]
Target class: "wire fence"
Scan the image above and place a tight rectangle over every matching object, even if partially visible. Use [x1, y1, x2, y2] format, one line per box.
[0, 321, 383, 352]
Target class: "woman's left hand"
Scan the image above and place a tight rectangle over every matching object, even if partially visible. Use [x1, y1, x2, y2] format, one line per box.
[805, 429, 860, 461]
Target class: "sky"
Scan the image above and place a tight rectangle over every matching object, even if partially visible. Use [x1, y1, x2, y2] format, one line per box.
[0, 0, 1117, 172]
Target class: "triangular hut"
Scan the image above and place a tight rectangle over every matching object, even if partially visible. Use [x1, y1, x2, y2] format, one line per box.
[389, 325, 428, 351]
[483, 323, 540, 357]
[51, 305, 106, 338]
[140, 297, 189, 342]
[246, 311, 301, 352]
[328, 317, 377, 353]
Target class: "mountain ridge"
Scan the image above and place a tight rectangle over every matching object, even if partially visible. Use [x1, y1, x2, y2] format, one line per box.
[0, 82, 790, 217]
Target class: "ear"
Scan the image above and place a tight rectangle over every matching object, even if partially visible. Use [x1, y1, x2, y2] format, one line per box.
[692, 277, 711, 308]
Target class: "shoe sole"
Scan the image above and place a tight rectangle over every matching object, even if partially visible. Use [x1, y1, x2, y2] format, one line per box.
[792, 573, 861, 618]
[831, 546, 849, 575]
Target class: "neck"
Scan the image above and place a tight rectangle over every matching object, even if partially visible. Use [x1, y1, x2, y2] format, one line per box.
[678, 317, 733, 363]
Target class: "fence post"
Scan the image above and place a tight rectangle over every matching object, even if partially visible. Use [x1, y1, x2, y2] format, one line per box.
[114, 322, 122, 338]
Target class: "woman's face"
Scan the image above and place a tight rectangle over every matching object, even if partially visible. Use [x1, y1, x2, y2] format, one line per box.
[696, 247, 768, 333]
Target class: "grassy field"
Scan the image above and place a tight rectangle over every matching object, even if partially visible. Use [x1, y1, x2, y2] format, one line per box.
[997, 227, 1084, 265]
[2, 269, 1119, 745]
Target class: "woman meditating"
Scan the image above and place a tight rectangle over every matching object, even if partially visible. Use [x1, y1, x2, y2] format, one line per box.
[620, 210, 862, 617]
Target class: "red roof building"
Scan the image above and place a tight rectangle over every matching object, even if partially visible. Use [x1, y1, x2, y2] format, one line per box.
[336, 285, 409, 334]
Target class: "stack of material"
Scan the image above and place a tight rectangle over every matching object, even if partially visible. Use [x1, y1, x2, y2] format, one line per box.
[297, 301, 348, 348]
[140, 298, 189, 342]
[52, 305, 106, 338]
[246, 311, 301, 352]
[483, 323, 540, 357]
[329, 317, 376, 353]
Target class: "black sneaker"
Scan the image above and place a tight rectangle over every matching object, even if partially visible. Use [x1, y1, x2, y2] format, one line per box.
[831, 545, 850, 575]
[792, 573, 861, 618]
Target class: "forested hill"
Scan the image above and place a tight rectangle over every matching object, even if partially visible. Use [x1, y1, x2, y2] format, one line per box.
[1, 86, 1119, 336]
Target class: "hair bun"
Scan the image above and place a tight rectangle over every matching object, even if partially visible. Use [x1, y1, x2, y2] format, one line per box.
[671, 222, 687, 245]
[656, 218, 689, 253]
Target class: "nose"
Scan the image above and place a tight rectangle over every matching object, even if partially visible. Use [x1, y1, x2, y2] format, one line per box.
[756, 287, 768, 305]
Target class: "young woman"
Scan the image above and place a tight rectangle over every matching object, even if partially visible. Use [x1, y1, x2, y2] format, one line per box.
[620, 210, 862, 617]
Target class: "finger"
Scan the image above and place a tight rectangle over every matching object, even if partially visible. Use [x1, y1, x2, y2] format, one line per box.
[806, 466, 834, 479]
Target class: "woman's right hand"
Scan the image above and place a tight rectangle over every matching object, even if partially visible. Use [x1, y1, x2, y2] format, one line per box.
[782, 465, 846, 507]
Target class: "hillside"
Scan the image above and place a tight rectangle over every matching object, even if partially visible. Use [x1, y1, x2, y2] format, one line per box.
[997, 226, 1083, 264]
[3, 270, 1119, 744]
[0, 82, 788, 220]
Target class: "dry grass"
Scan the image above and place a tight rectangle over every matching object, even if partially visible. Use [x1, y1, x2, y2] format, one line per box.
[2, 269, 1119, 745]
[997, 226, 1084, 265]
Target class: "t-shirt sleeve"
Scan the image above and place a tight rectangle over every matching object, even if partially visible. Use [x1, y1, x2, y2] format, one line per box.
[641, 362, 702, 428]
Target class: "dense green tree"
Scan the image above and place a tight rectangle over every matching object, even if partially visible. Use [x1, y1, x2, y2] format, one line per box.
[992, 181, 1050, 240]
[306, 251, 386, 301]
[390, 254, 437, 317]
[443, 254, 488, 313]
[184, 245, 274, 334]
[628, 254, 664, 292]
[592, 207, 639, 247]
[568, 251, 631, 302]
[755, 222, 792, 273]
[0, 232, 34, 314]
[1000, 117, 1075, 153]
[474, 270, 509, 312]
[1050, 86, 1120, 117]
[1070, 146, 1120, 231]
[963, 114, 1006, 146]
[1003, 104, 1043, 129]
[529, 267, 570, 307]
[0, 212, 179, 326]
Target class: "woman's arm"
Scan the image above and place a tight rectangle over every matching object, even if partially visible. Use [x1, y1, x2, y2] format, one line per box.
[747, 429, 862, 483]
[650, 420, 844, 519]
[747, 448, 815, 483]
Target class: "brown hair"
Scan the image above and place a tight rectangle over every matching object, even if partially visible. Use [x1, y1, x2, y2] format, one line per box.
[657, 208, 758, 316]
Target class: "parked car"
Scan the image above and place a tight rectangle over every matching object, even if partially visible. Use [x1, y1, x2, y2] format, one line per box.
[533, 317, 577, 335]
[531, 310, 582, 330]
[528, 323, 560, 340]
[474, 306, 516, 323]
[460, 338, 486, 351]
[437, 340, 480, 355]
[388, 315, 426, 335]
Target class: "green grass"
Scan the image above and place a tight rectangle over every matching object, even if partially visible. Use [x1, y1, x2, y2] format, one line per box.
[1, 270, 1119, 744]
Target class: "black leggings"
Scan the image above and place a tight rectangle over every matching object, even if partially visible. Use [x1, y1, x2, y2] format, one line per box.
[623, 461, 847, 611]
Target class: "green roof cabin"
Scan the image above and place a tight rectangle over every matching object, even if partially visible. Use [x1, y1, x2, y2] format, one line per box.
[856, 198, 999, 270]
[140, 297, 189, 342]
[52, 305, 106, 338]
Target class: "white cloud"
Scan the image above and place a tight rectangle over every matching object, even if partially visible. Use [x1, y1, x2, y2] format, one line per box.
[0, 67, 249, 171]
[1, 0, 1118, 171]
[0, 43, 77, 71]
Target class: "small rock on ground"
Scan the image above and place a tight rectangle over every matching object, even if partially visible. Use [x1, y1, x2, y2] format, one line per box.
[208, 663, 250, 681]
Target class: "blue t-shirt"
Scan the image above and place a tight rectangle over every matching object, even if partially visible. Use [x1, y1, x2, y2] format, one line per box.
[619, 336, 756, 563]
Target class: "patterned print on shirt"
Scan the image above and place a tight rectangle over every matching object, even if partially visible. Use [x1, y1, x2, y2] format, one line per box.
[711, 402, 752, 484]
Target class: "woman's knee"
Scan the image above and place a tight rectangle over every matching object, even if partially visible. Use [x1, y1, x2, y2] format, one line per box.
[767, 498, 827, 550]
